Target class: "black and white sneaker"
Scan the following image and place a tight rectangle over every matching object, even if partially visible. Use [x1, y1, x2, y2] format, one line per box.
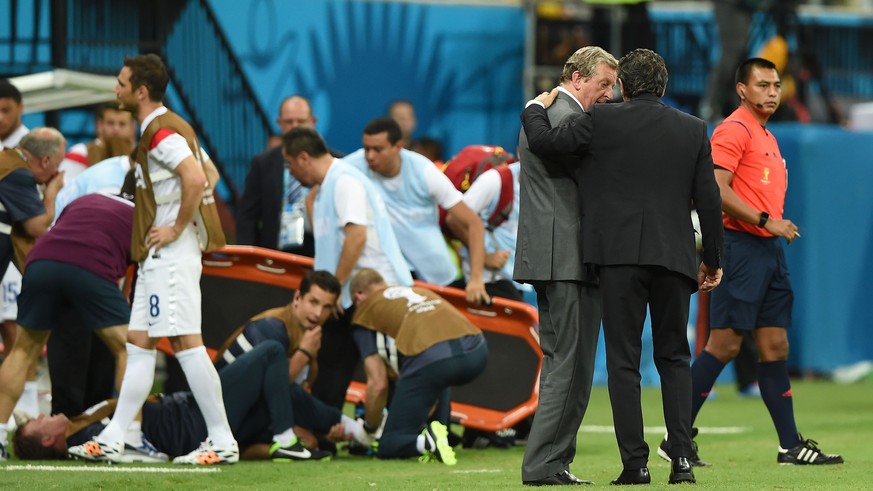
[270, 441, 332, 461]
[657, 427, 710, 467]
[778, 437, 843, 465]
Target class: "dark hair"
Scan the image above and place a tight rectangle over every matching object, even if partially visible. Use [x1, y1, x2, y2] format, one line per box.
[0, 79, 23, 103]
[12, 425, 66, 460]
[282, 127, 328, 158]
[617, 48, 668, 99]
[299, 270, 341, 297]
[363, 117, 402, 145]
[95, 101, 125, 119]
[735, 57, 778, 85]
[411, 137, 444, 162]
[124, 54, 169, 102]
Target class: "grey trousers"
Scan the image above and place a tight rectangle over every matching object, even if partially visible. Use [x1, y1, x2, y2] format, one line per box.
[522, 281, 601, 481]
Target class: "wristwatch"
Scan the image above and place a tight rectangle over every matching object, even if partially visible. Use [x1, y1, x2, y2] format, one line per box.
[758, 212, 769, 228]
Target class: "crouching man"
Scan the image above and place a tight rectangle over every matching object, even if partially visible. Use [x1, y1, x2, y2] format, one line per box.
[349, 269, 488, 466]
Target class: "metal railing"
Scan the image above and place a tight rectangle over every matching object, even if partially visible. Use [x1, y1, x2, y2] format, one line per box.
[161, 0, 273, 198]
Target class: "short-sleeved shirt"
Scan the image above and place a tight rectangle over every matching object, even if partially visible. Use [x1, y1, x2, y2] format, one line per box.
[334, 171, 396, 278]
[711, 105, 787, 237]
[0, 168, 45, 277]
[27, 193, 133, 282]
[140, 107, 195, 230]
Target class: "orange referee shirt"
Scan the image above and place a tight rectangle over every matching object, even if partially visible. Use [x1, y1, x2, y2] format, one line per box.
[711, 105, 787, 237]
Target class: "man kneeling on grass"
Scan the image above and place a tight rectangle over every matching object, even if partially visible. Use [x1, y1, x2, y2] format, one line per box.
[13, 341, 372, 463]
[349, 268, 489, 466]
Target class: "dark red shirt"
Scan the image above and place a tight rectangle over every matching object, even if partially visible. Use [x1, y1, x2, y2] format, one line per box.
[27, 193, 134, 282]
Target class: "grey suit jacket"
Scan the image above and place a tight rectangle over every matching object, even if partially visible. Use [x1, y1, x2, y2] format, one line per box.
[514, 91, 592, 283]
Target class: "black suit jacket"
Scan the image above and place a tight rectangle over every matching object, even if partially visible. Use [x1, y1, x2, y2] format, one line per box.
[522, 94, 722, 287]
[236, 146, 343, 249]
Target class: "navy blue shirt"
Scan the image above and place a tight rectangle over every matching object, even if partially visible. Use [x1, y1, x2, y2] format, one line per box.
[0, 168, 44, 278]
[215, 317, 290, 370]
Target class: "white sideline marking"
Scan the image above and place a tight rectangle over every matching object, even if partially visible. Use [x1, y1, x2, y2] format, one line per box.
[579, 425, 751, 434]
[2, 464, 221, 474]
[451, 469, 502, 474]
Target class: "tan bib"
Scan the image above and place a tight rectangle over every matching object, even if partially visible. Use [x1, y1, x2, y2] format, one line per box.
[131, 110, 226, 262]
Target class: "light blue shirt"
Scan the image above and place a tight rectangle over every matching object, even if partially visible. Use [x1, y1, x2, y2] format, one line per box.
[54, 155, 131, 224]
[313, 161, 412, 307]
[343, 148, 458, 285]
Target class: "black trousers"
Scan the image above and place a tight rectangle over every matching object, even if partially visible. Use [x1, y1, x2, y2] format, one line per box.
[223, 341, 342, 446]
[47, 308, 115, 416]
[310, 306, 360, 410]
[599, 265, 694, 469]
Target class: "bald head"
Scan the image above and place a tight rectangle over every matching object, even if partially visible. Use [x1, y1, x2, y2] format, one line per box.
[277, 95, 316, 134]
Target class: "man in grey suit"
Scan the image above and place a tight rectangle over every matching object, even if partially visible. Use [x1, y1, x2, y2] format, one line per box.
[516, 46, 618, 486]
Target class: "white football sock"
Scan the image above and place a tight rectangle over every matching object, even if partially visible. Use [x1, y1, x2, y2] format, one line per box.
[125, 420, 143, 447]
[100, 343, 156, 444]
[272, 427, 297, 447]
[0, 422, 8, 446]
[176, 346, 235, 447]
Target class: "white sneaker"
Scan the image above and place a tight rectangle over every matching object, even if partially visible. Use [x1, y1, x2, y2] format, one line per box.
[68, 437, 125, 463]
[172, 439, 239, 465]
[121, 437, 170, 463]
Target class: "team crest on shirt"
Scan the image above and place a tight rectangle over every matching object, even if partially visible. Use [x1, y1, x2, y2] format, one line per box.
[761, 167, 770, 184]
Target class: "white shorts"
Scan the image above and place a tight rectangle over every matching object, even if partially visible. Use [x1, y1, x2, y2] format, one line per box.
[129, 232, 202, 337]
[1, 266, 22, 321]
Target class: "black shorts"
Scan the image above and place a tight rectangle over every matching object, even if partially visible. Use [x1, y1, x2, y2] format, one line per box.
[709, 230, 793, 330]
[17, 260, 130, 331]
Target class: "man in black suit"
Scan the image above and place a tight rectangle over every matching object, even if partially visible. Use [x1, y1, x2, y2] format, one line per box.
[236, 95, 343, 256]
[522, 48, 724, 485]
[516, 46, 618, 487]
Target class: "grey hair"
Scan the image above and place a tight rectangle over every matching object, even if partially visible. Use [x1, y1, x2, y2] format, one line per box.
[560, 46, 619, 84]
[18, 127, 66, 158]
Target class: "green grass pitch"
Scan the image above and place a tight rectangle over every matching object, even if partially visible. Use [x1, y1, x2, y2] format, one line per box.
[3, 379, 870, 490]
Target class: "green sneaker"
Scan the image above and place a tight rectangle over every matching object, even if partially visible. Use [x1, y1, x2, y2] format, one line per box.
[420, 421, 456, 466]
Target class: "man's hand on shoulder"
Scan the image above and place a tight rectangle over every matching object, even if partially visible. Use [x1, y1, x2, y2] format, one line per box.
[523, 88, 559, 111]
[534, 88, 559, 108]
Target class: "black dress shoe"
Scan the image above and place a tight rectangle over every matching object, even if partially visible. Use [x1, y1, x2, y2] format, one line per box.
[523, 470, 594, 486]
[668, 457, 696, 484]
[610, 467, 651, 485]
